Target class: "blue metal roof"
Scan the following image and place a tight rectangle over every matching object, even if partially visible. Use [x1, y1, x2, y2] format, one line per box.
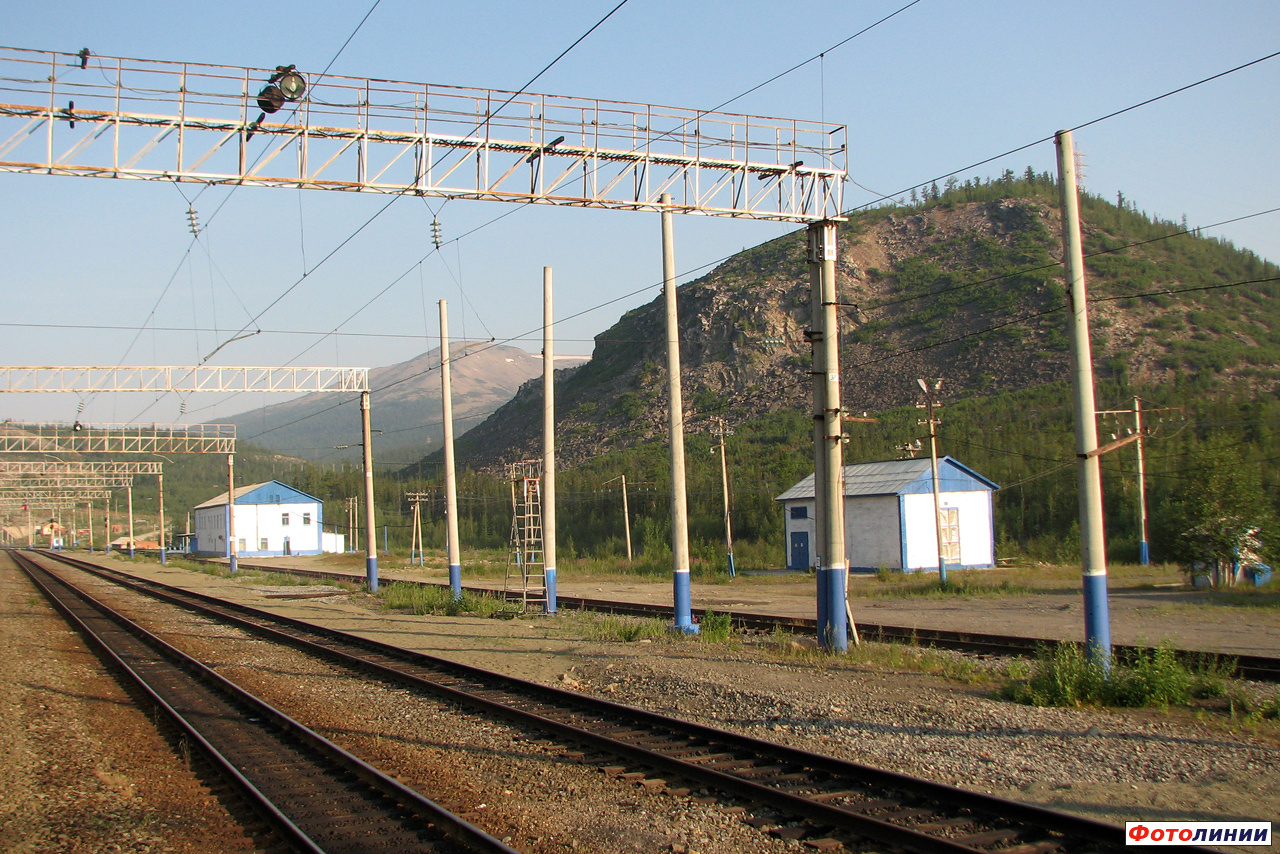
[194, 480, 322, 509]
[775, 456, 998, 501]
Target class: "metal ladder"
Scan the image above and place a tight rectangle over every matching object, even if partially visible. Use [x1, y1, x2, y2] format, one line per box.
[503, 460, 547, 612]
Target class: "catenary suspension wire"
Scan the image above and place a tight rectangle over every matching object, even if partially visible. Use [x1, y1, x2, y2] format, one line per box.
[844, 49, 1280, 213]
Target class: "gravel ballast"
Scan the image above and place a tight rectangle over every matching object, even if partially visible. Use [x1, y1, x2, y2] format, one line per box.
[3, 554, 1278, 853]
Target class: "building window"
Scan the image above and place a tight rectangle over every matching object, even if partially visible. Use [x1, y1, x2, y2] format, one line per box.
[302, 512, 312, 526]
[790, 506, 808, 519]
[282, 512, 290, 526]
[260, 538, 269, 550]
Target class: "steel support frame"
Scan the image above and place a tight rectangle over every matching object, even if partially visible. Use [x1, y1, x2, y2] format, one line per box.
[0, 366, 368, 393]
[0, 461, 163, 476]
[0, 47, 846, 222]
[0, 423, 235, 454]
[0, 475, 134, 489]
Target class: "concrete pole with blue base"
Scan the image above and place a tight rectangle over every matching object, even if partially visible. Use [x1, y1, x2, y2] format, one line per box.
[157, 472, 167, 565]
[1135, 398, 1150, 566]
[808, 234, 830, 642]
[439, 300, 463, 601]
[227, 454, 237, 574]
[815, 220, 851, 651]
[126, 483, 135, 558]
[360, 391, 379, 593]
[1056, 129, 1111, 668]
[660, 194, 697, 634]
[542, 266, 558, 613]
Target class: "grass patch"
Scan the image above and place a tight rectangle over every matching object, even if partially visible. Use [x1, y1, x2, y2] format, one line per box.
[1002, 642, 1238, 708]
[762, 630, 993, 683]
[698, 609, 735, 643]
[569, 612, 669, 642]
[852, 562, 1188, 599]
[379, 582, 511, 617]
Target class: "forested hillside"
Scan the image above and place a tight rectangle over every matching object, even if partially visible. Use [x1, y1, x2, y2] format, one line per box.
[411, 174, 1280, 569]
[114, 175, 1280, 571]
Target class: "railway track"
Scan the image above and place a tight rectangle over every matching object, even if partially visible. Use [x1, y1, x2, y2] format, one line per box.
[186, 556, 1280, 684]
[12, 550, 518, 854]
[30, 549, 1201, 854]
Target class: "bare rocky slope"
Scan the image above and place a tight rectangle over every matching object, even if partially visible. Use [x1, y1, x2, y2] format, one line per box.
[433, 183, 1280, 475]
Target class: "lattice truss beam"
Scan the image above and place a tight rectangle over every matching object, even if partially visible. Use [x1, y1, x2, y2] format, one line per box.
[0, 47, 847, 222]
[0, 461, 163, 475]
[0, 475, 133, 488]
[0, 366, 369, 393]
[0, 489, 112, 504]
[0, 423, 234, 454]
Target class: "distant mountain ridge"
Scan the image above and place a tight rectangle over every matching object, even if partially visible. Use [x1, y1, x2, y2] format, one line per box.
[219, 343, 585, 463]
[439, 175, 1280, 474]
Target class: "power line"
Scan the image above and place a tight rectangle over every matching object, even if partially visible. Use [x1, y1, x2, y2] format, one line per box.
[844, 48, 1280, 213]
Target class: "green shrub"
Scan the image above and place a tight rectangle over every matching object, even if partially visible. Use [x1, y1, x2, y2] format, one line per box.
[1004, 643, 1237, 709]
[699, 609, 734, 643]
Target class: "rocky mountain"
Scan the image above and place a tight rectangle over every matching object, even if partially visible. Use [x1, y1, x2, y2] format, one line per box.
[221, 343, 582, 464]
[427, 175, 1280, 475]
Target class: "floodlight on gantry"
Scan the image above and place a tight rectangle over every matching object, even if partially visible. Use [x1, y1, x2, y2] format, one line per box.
[0, 47, 846, 222]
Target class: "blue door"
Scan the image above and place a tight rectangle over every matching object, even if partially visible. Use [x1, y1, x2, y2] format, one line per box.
[789, 531, 810, 570]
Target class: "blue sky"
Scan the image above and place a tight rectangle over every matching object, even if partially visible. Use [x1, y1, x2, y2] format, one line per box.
[2, 0, 1277, 425]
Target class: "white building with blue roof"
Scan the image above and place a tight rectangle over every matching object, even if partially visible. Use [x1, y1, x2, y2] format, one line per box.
[192, 480, 340, 557]
[776, 457, 999, 573]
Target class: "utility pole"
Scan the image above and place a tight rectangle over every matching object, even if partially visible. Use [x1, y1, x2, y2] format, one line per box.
[807, 225, 828, 636]
[360, 390, 379, 592]
[86, 501, 93, 551]
[1096, 398, 1174, 566]
[227, 454, 237, 574]
[344, 496, 359, 553]
[440, 299, 463, 600]
[542, 266, 558, 613]
[601, 475, 633, 562]
[810, 220, 851, 650]
[126, 482, 135, 558]
[157, 470, 166, 565]
[661, 193, 696, 633]
[1135, 398, 1149, 567]
[917, 378, 947, 587]
[1056, 128, 1110, 669]
[710, 416, 736, 578]
[406, 491, 430, 566]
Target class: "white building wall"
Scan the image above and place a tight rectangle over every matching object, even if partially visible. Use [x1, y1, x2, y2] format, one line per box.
[193, 501, 323, 555]
[240, 502, 321, 555]
[843, 495, 903, 571]
[193, 506, 228, 554]
[902, 490, 994, 571]
[782, 500, 816, 569]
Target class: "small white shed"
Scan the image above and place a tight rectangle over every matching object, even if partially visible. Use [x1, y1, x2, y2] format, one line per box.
[776, 457, 999, 573]
[192, 480, 333, 557]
